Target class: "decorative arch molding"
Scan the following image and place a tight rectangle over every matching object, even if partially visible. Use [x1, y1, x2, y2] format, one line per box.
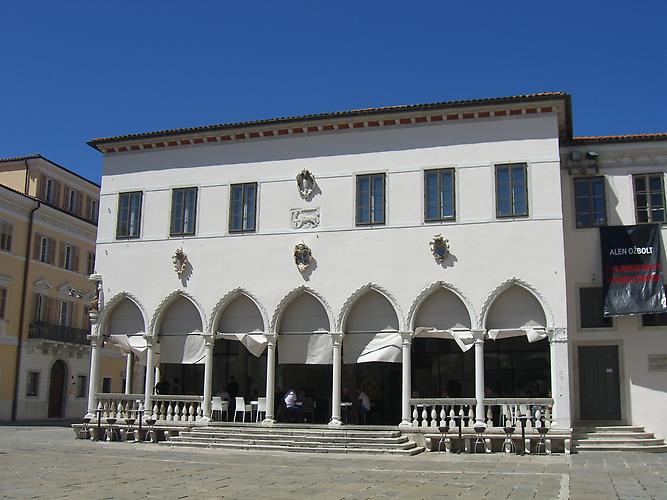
[337, 282, 404, 332]
[479, 277, 554, 330]
[406, 281, 476, 331]
[270, 285, 335, 334]
[208, 287, 269, 335]
[149, 289, 207, 337]
[98, 291, 149, 337]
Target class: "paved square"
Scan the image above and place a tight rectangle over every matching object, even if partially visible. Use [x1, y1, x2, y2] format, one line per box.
[0, 425, 665, 499]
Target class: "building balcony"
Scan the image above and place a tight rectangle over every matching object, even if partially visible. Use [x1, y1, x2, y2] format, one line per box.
[28, 321, 89, 346]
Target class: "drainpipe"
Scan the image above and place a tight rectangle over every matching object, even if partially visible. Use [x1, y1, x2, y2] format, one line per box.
[11, 199, 41, 421]
[23, 159, 30, 195]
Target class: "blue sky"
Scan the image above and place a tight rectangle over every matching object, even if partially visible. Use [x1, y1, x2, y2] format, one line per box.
[1, 1, 665, 183]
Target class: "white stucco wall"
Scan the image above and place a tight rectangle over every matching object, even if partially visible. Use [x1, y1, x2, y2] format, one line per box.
[561, 142, 667, 439]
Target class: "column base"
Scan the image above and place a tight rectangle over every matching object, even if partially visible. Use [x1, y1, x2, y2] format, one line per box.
[328, 418, 343, 428]
[398, 419, 413, 429]
[261, 418, 276, 427]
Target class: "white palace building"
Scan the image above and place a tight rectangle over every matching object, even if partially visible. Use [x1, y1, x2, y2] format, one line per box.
[81, 92, 667, 453]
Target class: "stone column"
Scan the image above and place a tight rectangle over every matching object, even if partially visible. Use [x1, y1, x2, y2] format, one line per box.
[399, 332, 413, 428]
[548, 328, 571, 429]
[262, 333, 277, 426]
[143, 336, 156, 415]
[124, 353, 134, 394]
[201, 333, 215, 421]
[328, 333, 343, 428]
[85, 319, 102, 419]
[474, 331, 485, 424]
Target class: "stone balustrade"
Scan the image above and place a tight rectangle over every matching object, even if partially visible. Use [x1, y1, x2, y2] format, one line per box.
[483, 398, 554, 429]
[95, 393, 145, 421]
[151, 395, 205, 422]
[409, 398, 478, 428]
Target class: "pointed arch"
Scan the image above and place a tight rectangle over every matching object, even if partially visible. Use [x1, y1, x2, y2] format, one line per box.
[150, 290, 206, 337]
[407, 281, 475, 331]
[480, 277, 553, 330]
[270, 285, 334, 334]
[209, 288, 268, 334]
[98, 291, 149, 337]
[338, 283, 403, 333]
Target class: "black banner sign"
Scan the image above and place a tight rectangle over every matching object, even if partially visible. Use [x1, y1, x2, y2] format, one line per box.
[601, 224, 667, 317]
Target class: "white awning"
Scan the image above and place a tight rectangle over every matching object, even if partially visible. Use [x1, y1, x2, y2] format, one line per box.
[108, 334, 148, 360]
[219, 331, 268, 357]
[278, 333, 332, 364]
[414, 327, 476, 352]
[487, 327, 548, 343]
[343, 331, 402, 364]
[159, 334, 206, 364]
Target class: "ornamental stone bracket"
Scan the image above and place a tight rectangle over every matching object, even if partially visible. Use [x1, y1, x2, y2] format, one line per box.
[547, 327, 568, 344]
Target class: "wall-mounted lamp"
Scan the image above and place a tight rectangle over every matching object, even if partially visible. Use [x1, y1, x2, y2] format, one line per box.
[585, 151, 599, 160]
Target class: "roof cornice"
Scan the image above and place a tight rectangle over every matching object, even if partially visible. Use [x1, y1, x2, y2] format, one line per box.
[89, 92, 572, 154]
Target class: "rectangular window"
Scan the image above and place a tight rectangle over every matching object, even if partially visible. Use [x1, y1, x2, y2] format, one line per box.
[424, 168, 455, 221]
[76, 375, 87, 398]
[496, 163, 528, 217]
[59, 301, 71, 327]
[34, 294, 45, 322]
[642, 287, 667, 326]
[86, 251, 95, 276]
[27, 371, 39, 397]
[67, 188, 78, 214]
[580, 287, 613, 328]
[574, 177, 607, 228]
[634, 174, 666, 223]
[89, 199, 98, 223]
[116, 191, 143, 239]
[0, 221, 12, 251]
[170, 187, 198, 236]
[45, 178, 56, 204]
[229, 183, 257, 233]
[0, 287, 7, 320]
[63, 244, 73, 270]
[37, 236, 54, 264]
[102, 377, 112, 393]
[356, 173, 386, 226]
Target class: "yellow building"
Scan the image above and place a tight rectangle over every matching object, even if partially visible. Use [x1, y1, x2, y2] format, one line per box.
[0, 154, 128, 420]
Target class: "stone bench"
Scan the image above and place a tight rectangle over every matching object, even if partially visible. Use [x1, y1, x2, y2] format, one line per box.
[72, 421, 192, 442]
[423, 427, 571, 454]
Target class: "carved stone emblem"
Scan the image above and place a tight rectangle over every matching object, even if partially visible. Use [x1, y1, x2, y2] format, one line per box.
[291, 208, 320, 229]
[294, 243, 312, 272]
[429, 234, 450, 264]
[296, 169, 316, 198]
[172, 248, 188, 275]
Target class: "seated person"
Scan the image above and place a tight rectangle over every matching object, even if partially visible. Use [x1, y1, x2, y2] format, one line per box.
[284, 389, 300, 423]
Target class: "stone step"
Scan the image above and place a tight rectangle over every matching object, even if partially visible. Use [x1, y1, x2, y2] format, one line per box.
[170, 435, 417, 450]
[164, 440, 425, 456]
[575, 426, 645, 433]
[181, 431, 408, 444]
[574, 432, 655, 440]
[576, 443, 667, 453]
[192, 427, 402, 438]
[574, 437, 664, 446]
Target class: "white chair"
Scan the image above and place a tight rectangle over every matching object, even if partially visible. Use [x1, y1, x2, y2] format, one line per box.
[212, 397, 227, 421]
[256, 397, 267, 422]
[234, 397, 252, 422]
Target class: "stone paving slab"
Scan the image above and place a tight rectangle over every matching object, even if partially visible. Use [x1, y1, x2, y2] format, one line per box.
[0, 426, 666, 499]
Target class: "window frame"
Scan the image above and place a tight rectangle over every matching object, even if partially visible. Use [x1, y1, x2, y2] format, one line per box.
[495, 163, 529, 218]
[26, 371, 40, 397]
[633, 173, 666, 224]
[89, 198, 98, 223]
[86, 251, 96, 276]
[102, 377, 112, 393]
[641, 286, 667, 327]
[116, 191, 143, 240]
[573, 176, 608, 229]
[0, 220, 12, 252]
[169, 187, 198, 237]
[39, 236, 49, 263]
[67, 189, 78, 214]
[355, 173, 386, 226]
[228, 182, 258, 234]
[424, 168, 456, 222]
[579, 287, 613, 329]
[76, 375, 87, 398]
[45, 178, 56, 204]
[0, 286, 7, 320]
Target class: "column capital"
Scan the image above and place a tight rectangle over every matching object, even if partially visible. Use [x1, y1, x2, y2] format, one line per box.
[471, 329, 486, 343]
[202, 332, 215, 347]
[400, 331, 413, 345]
[264, 333, 277, 345]
[87, 334, 104, 348]
[330, 332, 343, 346]
[143, 334, 157, 347]
[547, 328, 568, 344]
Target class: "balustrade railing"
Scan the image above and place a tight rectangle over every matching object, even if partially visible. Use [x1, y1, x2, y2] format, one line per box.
[483, 398, 554, 429]
[151, 395, 205, 422]
[29, 321, 89, 346]
[409, 398, 477, 428]
[95, 393, 145, 421]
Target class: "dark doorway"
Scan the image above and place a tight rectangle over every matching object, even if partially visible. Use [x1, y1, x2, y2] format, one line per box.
[578, 345, 622, 421]
[48, 360, 67, 418]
